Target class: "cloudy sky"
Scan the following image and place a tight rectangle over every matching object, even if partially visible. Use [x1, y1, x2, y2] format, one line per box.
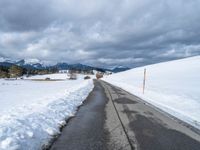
[0, 0, 200, 68]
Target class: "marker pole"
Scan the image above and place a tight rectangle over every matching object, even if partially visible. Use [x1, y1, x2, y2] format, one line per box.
[143, 68, 146, 94]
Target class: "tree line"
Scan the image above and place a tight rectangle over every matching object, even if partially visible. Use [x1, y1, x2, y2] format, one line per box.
[0, 65, 58, 78]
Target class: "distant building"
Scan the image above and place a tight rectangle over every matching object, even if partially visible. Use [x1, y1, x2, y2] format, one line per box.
[96, 72, 104, 79]
[59, 70, 68, 73]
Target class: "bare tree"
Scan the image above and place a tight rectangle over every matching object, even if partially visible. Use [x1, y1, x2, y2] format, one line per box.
[68, 70, 77, 80]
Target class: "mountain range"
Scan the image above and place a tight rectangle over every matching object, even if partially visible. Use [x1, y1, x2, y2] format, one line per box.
[0, 57, 130, 73]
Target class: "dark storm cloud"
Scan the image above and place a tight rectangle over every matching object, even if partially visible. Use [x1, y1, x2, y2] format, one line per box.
[0, 0, 200, 68]
[0, 0, 56, 31]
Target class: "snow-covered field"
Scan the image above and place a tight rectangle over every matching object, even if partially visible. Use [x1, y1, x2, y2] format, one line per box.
[0, 74, 94, 150]
[25, 73, 71, 80]
[103, 56, 200, 130]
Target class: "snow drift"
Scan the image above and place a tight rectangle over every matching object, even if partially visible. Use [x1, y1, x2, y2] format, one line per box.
[103, 56, 200, 130]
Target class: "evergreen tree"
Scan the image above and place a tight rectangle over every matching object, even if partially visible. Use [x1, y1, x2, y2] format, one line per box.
[0, 66, 9, 78]
[9, 65, 23, 78]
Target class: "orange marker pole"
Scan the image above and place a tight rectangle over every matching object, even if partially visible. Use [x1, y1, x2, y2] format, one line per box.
[143, 68, 146, 94]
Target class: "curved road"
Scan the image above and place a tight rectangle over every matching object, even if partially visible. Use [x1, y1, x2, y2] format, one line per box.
[50, 80, 200, 150]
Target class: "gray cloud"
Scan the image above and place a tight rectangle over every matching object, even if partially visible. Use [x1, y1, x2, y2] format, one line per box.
[0, 0, 200, 68]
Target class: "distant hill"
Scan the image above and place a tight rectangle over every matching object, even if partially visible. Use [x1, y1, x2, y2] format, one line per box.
[54, 62, 108, 72]
[111, 66, 130, 73]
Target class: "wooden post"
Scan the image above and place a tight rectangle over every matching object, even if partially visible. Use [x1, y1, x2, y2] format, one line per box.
[143, 68, 146, 94]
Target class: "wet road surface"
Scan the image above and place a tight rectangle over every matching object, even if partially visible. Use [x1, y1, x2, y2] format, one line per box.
[50, 81, 110, 150]
[50, 80, 200, 150]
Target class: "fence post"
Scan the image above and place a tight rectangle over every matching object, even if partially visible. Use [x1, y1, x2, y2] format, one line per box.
[143, 68, 146, 94]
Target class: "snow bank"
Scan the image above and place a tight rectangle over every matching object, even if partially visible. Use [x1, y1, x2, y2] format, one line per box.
[103, 56, 200, 130]
[0, 74, 94, 150]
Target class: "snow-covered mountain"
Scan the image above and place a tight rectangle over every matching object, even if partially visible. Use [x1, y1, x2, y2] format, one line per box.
[0, 57, 54, 69]
[0, 56, 131, 72]
[103, 56, 200, 130]
[55, 63, 109, 72]
[0, 57, 17, 67]
[0, 57, 111, 72]
[0, 57, 16, 64]
[15, 59, 53, 69]
[23, 58, 41, 65]
[0, 58, 47, 69]
[0, 57, 6, 62]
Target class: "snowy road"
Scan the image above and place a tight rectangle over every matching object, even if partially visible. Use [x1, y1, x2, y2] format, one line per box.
[50, 80, 200, 150]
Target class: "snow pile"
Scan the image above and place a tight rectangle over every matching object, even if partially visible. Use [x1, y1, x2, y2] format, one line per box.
[103, 56, 200, 129]
[0, 74, 94, 150]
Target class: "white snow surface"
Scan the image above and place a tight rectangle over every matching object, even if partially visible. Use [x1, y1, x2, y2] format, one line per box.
[103, 56, 200, 130]
[0, 74, 94, 150]
[26, 73, 95, 80]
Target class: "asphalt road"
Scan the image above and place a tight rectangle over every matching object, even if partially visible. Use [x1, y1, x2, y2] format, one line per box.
[50, 80, 200, 150]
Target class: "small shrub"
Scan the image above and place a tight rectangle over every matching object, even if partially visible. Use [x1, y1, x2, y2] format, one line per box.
[69, 73, 77, 80]
[84, 76, 91, 80]
[45, 77, 51, 81]
[9, 65, 23, 78]
[96, 73, 103, 79]
[0, 71, 9, 78]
